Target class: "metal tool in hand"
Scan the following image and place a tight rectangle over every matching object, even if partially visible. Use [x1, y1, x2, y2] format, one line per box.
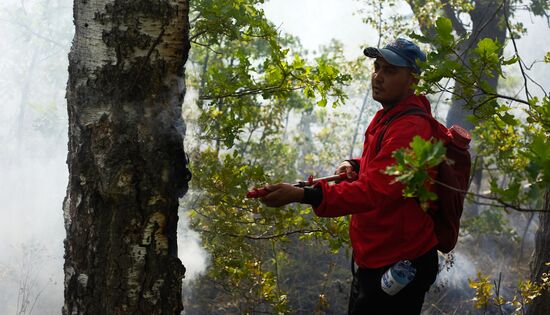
[246, 173, 348, 198]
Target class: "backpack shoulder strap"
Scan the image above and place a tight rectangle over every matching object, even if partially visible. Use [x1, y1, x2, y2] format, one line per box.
[375, 108, 429, 153]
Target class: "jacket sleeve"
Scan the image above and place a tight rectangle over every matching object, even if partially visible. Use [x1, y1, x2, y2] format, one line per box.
[313, 116, 432, 217]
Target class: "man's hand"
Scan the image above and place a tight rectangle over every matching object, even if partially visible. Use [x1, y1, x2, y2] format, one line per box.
[260, 183, 304, 207]
[335, 161, 358, 181]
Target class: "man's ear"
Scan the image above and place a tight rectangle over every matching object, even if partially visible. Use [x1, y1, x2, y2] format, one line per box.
[408, 70, 419, 90]
[409, 69, 419, 82]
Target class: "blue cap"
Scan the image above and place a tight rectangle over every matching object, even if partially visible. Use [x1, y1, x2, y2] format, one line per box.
[363, 38, 426, 73]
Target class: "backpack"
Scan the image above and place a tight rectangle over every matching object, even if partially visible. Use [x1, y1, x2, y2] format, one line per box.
[376, 108, 472, 253]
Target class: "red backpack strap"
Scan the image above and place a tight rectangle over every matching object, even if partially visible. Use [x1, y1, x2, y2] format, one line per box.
[375, 108, 429, 153]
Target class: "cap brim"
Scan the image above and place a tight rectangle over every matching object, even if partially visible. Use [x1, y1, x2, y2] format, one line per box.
[363, 47, 410, 68]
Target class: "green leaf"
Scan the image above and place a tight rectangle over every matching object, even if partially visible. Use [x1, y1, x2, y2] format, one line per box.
[476, 38, 499, 54]
[436, 17, 452, 38]
[500, 112, 519, 126]
[435, 17, 454, 45]
[503, 56, 519, 65]
[384, 137, 446, 208]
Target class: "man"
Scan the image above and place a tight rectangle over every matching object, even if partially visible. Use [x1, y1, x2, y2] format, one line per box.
[260, 38, 439, 315]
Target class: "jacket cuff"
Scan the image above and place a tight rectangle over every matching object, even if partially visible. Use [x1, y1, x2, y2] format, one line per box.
[301, 186, 323, 207]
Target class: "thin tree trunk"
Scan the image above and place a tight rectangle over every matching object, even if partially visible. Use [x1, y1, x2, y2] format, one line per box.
[444, 0, 509, 198]
[63, 0, 191, 314]
[446, 0, 508, 129]
[348, 88, 370, 159]
[528, 191, 550, 315]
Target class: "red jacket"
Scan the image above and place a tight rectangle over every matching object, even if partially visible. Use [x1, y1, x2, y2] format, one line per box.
[313, 94, 438, 268]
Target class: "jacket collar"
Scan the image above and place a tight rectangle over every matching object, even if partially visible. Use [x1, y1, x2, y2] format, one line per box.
[370, 94, 432, 131]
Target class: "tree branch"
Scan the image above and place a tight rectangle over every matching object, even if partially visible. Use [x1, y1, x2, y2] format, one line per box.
[433, 179, 548, 212]
[503, 8, 531, 101]
[199, 85, 304, 101]
[0, 18, 67, 48]
[461, 0, 506, 58]
[190, 40, 223, 55]
[200, 228, 324, 240]
[189, 29, 208, 42]
[434, 80, 532, 108]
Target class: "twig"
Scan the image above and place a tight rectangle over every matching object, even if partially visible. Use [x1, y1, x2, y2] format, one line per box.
[189, 29, 208, 42]
[0, 18, 67, 48]
[494, 272, 504, 315]
[199, 77, 305, 101]
[189, 12, 202, 25]
[437, 82, 531, 107]
[190, 40, 223, 55]
[433, 179, 547, 212]
[460, 1, 506, 58]
[349, 87, 370, 159]
[518, 212, 535, 263]
[433, 78, 452, 118]
[201, 228, 323, 240]
[503, 9, 531, 101]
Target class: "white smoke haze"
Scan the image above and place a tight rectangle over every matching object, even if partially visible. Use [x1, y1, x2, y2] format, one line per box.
[178, 207, 210, 282]
[0, 0, 209, 313]
[435, 251, 477, 289]
[0, 0, 71, 313]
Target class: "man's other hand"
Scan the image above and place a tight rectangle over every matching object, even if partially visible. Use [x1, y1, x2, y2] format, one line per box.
[335, 161, 358, 180]
[260, 183, 304, 207]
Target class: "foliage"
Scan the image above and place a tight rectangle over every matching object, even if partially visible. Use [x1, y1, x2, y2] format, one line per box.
[357, 0, 548, 44]
[386, 17, 549, 213]
[182, 0, 362, 312]
[384, 136, 446, 208]
[468, 263, 550, 314]
[189, 0, 351, 147]
[461, 208, 519, 240]
[469, 272, 494, 310]
[360, 0, 549, 238]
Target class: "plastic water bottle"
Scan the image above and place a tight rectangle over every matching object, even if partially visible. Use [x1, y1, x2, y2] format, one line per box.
[380, 260, 416, 296]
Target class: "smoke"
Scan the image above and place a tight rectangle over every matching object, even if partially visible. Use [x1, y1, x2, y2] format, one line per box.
[177, 86, 210, 290]
[0, 79, 67, 314]
[0, 0, 71, 313]
[178, 206, 209, 282]
[435, 251, 477, 289]
[0, 0, 208, 313]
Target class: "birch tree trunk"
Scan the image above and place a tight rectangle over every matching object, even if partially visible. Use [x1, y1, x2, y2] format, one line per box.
[63, 0, 191, 314]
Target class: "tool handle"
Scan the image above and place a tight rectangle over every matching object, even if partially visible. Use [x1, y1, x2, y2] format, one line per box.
[294, 173, 348, 187]
[314, 172, 348, 183]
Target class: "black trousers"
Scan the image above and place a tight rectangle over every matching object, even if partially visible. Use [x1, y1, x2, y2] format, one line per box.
[348, 248, 438, 315]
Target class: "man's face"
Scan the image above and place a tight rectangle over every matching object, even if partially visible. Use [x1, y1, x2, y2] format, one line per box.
[371, 57, 416, 107]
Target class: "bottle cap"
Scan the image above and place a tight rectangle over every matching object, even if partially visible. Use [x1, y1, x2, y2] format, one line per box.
[450, 125, 471, 149]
